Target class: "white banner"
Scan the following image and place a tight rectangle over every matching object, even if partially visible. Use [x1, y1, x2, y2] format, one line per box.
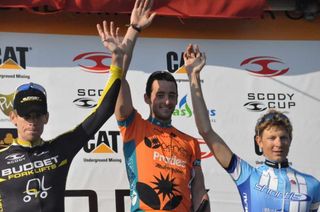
[1, 32, 320, 211]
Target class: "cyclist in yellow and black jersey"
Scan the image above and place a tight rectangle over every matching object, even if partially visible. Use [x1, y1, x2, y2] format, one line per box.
[0, 21, 128, 212]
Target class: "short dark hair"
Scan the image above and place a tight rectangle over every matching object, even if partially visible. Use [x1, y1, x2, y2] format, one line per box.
[255, 110, 293, 140]
[145, 71, 177, 97]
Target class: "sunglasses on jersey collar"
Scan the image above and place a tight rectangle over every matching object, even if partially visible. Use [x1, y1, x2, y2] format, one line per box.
[16, 82, 47, 96]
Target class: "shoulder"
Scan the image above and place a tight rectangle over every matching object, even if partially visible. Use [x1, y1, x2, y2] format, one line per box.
[290, 167, 320, 185]
[118, 110, 144, 127]
[172, 127, 196, 141]
[227, 154, 256, 183]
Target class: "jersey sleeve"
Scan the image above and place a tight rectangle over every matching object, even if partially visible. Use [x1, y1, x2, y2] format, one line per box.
[310, 178, 320, 211]
[80, 65, 122, 136]
[117, 110, 144, 143]
[225, 154, 254, 186]
[50, 65, 122, 155]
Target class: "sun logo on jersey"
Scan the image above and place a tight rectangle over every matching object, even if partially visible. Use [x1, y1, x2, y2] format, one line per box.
[136, 172, 182, 210]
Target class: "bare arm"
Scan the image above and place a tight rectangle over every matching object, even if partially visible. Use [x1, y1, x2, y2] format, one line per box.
[184, 44, 233, 169]
[192, 166, 210, 212]
[115, 0, 156, 120]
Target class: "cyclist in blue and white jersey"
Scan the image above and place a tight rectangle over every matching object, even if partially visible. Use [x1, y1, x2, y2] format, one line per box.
[182, 44, 320, 212]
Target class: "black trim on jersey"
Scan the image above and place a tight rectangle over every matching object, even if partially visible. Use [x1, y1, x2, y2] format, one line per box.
[264, 159, 289, 168]
[225, 154, 237, 172]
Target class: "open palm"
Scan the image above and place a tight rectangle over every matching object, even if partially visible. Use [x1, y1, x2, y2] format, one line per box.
[97, 21, 125, 55]
[130, 0, 156, 29]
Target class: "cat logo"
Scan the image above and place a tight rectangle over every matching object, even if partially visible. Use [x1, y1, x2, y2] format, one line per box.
[0, 46, 29, 70]
[83, 130, 120, 154]
[166, 51, 185, 73]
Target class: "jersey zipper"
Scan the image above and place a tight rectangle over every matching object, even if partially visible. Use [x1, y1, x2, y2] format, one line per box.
[278, 163, 286, 212]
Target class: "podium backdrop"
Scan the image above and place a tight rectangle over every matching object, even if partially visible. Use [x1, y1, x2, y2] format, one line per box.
[1, 11, 320, 212]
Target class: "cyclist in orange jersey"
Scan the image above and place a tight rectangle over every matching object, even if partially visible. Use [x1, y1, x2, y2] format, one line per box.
[98, 0, 210, 211]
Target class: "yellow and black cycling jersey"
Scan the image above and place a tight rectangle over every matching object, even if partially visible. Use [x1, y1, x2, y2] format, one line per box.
[0, 66, 122, 212]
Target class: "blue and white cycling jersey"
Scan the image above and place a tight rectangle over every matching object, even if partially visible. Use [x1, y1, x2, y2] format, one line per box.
[226, 154, 320, 212]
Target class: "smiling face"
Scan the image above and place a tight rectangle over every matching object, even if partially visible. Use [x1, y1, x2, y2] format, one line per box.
[144, 80, 178, 122]
[256, 125, 291, 162]
[10, 111, 49, 143]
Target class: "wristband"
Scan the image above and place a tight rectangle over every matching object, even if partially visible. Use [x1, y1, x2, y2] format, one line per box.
[110, 65, 123, 78]
[128, 24, 142, 33]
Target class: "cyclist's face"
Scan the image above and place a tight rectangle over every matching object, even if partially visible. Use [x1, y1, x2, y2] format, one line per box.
[10, 111, 48, 143]
[256, 125, 291, 162]
[145, 80, 177, 122]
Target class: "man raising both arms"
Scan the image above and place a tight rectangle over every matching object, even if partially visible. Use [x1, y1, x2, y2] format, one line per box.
[0, 21, 127, 211]
[97, 0, 210, 210]
[183, 44, 320, 212]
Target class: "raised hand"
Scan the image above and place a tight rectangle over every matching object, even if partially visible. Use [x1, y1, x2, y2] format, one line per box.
[97, 21, 124, 55]
[183, 44, 206, 75]
[130, 0, 156, 30]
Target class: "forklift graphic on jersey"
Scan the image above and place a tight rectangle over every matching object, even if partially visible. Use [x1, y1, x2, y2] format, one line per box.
[23, 176, 52, 202]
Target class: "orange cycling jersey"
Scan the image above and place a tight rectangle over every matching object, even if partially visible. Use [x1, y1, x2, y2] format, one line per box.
[118, 111, 201, 212]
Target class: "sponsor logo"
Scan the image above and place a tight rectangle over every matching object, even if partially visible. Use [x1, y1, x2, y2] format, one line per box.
[5, 153, 25, 165]
[73, 52, 111, 73]
[144, 135, 189, 158]
[33, 151, 49, 157]
[23, 176, 51, 202]
[173, 95, 192, 117]
[0, 73, 30, 80]
[83, 130, 120, 154]
[198, 139, 214, 159]
[153, 152, 186, 168]
[73, 88, 103, 109]
[0, 46, 31, 80]
[244, 101, 267, 112]
[244, 92, 296, 112]
[0, 46, 29, 70]
[5, 153, 25, 161]
[242, 192, 249, 212]
[166, 51, 185, 74]
[241, 56, 289, 77]
[21, 96, 42, 103]
[166, 51, 200, 83]
[135, 172, 182, 210]
[255, 184, 311, 201]
[0, 128, 17, 149]
[1, 156, 61, 180]
[0, 92, 14, 118]
[83, 130, 122, 163]
[73, 97, 96, 108]
[173, 94, 217, 122]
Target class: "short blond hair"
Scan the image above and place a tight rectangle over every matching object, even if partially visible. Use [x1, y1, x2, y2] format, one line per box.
[255, 109, 293, 140]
